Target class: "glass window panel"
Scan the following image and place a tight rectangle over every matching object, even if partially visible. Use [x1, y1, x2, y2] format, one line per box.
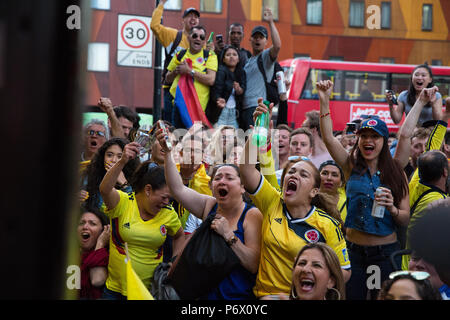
[391, 73, 410, 96]
[263, 0, 279, 20]
[200, 0, 222, 13]
[300, 69, 344, 101]
[164, 0, 181, 10]
[434, 75, 450, 102]
[349, 1, 365, 27]
[343, 71, 388, 102]
[87, 43, 109, 72]
[307, 0, 322, 25]
[381, 2, 391, 29]
[422, 4, 432, 31]
[91, 0, 110, 10]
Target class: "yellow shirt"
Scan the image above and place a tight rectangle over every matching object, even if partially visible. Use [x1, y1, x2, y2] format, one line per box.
[249, 175, 350, 297]
[104, 190, 181, 296]
[167, 49, 218, 111]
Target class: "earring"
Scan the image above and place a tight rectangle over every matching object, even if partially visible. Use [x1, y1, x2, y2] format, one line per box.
[290, 286, 297, 300]
[325, 287, 341, 300]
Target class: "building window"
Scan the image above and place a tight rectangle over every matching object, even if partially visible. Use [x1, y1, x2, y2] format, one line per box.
[306, 0, 322, 25]
[163, 0, 182, 10]
[431, 59, 442, 66]
[200, 0, 222, 13]
[91, 0, 110, 10]
[294, 53, 310, 59]
[379, 57, 395, 64]
[422, 4, 433, 31]
[329, 56, 344, 61]
[263, 0, 279, 20]
[87, 43, 109, 72]
[381, 2, 391, 29]
[349, 1, 365, 27]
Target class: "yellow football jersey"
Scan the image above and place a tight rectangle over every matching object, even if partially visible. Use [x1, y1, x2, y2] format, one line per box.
[104, 190, 181, 296]
[249, 175, 351, 297]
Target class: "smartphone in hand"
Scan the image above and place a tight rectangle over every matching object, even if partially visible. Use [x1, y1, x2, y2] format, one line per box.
[157, 120, 172, 151]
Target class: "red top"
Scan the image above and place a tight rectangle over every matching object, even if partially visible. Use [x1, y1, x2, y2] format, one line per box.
[80, 248, 109, 300]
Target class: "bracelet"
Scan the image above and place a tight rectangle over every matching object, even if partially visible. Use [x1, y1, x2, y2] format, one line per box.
[226, 235, 238, 246]
[320, 112, 330, 119]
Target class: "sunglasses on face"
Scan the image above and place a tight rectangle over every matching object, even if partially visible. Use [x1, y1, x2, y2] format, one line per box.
[87, 130, 105, 137]
[191, 33, 206, 40]
[389, 270, 431, 281]
[288, 155, 310, 161]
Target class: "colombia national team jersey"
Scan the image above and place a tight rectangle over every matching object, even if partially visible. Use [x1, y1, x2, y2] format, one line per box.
[249, 175, 351, 297]
[104, 190, 181, 296]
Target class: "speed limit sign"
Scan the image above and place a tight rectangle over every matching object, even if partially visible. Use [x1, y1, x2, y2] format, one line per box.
[117, 14, 153, 68]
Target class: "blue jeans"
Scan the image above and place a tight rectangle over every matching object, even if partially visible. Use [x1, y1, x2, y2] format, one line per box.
[345, 240, 401, 300]
[216, 107, 239, 128]
[101, 287, 127, 300]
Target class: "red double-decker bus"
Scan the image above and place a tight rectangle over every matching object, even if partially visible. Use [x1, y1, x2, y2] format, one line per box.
[280, 58, 450, 131]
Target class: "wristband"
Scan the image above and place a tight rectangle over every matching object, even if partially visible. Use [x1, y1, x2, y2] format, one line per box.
[320, 112, 330, 119]
[226, 235, 238, 246]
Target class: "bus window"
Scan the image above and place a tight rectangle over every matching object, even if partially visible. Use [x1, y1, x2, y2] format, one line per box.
[391, 73, 410, 96]
[343, 71, 388, 102]
[434, 75, 450, 101]
[300, 69, 343, 100]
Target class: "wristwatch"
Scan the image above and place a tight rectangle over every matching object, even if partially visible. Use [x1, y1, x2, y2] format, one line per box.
[226, 235, 238, 246]
[190, 69, 195, 77]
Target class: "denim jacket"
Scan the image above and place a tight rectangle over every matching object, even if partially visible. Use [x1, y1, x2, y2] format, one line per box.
[345, 168, 396, 236]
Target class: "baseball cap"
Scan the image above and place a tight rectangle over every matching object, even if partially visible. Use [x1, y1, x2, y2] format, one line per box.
[183, 7, 200, 18]
[251, 26, 268, 38]
[357, 117, 389, 139]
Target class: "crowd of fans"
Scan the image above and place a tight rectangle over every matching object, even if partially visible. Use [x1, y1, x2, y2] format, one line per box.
[76, 3, 450, 301]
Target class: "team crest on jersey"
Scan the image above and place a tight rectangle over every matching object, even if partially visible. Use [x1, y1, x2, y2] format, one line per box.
[160, 225, 167, 236]
[305, 229, 320, 243]
[196, 57, 204, 64]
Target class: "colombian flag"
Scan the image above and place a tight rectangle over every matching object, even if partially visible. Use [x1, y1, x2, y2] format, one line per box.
[174, 58, 212, 129]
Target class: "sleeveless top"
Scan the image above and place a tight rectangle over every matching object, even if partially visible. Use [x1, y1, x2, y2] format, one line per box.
[206, 202, 257, 300]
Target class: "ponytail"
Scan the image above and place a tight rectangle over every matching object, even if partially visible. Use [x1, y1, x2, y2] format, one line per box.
[312, 192, 345, 233]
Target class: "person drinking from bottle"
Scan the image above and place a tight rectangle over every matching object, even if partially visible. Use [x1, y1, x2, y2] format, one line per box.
[316, 80, 412, 300]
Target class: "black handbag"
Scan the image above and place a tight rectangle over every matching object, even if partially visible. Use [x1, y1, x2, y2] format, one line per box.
[151, 262, 180, 300]
[168, 213, 241, 299]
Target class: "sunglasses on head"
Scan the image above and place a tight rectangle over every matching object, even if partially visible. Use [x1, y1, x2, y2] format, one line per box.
[389, 270, 430, 281]
[191, 33, 205, 40]
[288, 155, 310, 162]
[88, 130, 105, 137]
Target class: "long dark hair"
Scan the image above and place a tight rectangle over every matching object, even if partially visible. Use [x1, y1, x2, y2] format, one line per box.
[219, 45, 245, 85]
[406, 64, 435, 108]
[350, 136, 408, 207]
[84, 138, 139, 209]
[130, 161, 167, 193]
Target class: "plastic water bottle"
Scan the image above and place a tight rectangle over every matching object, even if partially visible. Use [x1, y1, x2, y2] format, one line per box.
[371, 187, 385, 219]
[252, 100, 270, 147]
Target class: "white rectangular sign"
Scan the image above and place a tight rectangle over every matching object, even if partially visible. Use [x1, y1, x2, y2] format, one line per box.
[117, 14, 152, 68]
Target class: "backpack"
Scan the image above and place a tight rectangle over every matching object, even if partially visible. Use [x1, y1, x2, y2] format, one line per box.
[161, 30, 183, 85]
[257, 54, 281, 106]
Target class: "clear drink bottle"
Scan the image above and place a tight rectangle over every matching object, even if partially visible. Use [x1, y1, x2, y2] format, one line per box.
[252, 100, 270, 147]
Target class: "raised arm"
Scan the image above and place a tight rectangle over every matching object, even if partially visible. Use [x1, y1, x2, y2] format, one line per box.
[239, 98, 268, 193]
[431, 94, 443, 121]
[263, 7, 281, 61]
[156, 129, 213, 220]
[98, 97, 126, 139]
[386, 91, 405, 125]
[317, 80, 351, 176]
[99, 142, 140, 210]
[394, 86, 439, 168]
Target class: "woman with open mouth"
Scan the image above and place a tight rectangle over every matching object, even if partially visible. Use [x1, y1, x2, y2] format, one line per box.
[239, 98, 351, 299]
[156, 128, 263, 300]
[99, 143, 185, 300]
[387, 64, 443, 126]
[319, 160, 347, 224]
[78, 207, 110, 300]
[317, 80, 413, 300]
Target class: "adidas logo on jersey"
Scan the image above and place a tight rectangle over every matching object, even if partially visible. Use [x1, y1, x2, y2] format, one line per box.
[123, 222, 130, 229]
[274, 218, 282, 224]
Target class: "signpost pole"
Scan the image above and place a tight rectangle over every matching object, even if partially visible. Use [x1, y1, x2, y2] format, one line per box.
[153, 0, 162, 123]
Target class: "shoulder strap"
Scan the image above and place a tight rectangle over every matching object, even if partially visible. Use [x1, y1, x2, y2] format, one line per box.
[339, 200, 347, 213]
[166, 30, 183, 57]
[203, 49, 209, 62]
[176, 49, 187, 62]
[257, 54, 268, 83]
[410, 187, 446, 216]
